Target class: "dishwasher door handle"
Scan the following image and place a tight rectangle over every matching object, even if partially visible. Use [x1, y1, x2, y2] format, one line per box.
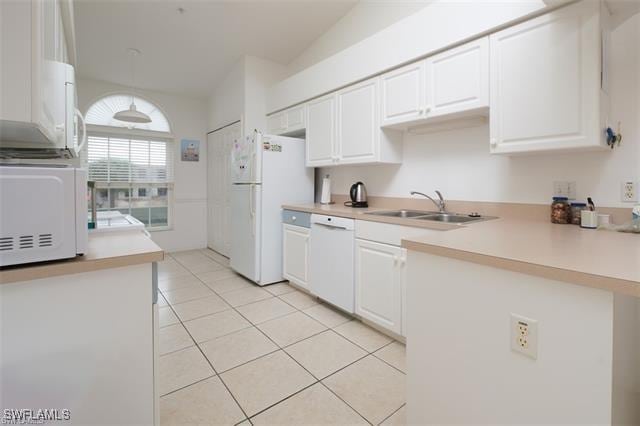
[313, 222, 348, 230]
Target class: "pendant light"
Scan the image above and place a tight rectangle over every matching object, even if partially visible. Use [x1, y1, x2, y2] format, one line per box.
[113, 48, 152, 124]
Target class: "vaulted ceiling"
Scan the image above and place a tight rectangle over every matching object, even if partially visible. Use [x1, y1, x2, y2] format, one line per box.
[74, 0, 358, 98]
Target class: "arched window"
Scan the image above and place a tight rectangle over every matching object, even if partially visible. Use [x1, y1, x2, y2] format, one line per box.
[84, 95, 174, 230]
[85, 94, 171, 132]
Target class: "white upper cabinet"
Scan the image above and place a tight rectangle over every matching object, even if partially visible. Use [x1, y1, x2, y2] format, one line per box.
[267, 105, 306, 136]
[306, 77, 402, 167]
[305, 94, 336, 167]
[380, 61, 425, 127]
[336, 78, 378, 164]
[489, 0, 606, 154]
[425, 37, 489, 119]
[267, 112, 287, 135]
[380, 37, 489, 130]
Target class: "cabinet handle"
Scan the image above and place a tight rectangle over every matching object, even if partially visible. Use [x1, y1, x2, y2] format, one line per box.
[292, 216, 297, 221]
[425, 106, 432, 114]
[490, 138, 498, 147]
[393, 256, 398, 266]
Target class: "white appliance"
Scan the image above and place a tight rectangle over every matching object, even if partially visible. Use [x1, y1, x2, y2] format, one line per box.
[0, 62, 86, 159]
[0, 165, 88, 266]
[308, 214, 355, 313]
[230, 131, 314, 285]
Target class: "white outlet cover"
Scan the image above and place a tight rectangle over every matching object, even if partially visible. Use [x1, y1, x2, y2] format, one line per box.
[553, 181, 576, 199]
[621, 181, 637, 202]
[510, 313, 538, 359]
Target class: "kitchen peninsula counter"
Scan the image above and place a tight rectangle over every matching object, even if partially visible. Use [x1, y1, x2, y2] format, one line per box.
[0, 231, 164, 285]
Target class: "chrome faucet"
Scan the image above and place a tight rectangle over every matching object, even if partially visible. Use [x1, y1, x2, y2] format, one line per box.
[410, 190, 446, 213]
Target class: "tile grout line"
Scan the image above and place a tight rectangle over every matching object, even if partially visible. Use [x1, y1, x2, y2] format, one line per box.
[172, 304, 253, 423]
[163, 250, 405, 424]
[377, 403, 406, 426]
[159, 259, 253, 424]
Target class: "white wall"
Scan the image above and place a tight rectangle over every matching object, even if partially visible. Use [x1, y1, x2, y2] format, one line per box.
[321, 13, 640, 209]
[77, 78, 209, 252]
[285, 1, 428, 76]
[208, 55, 286, 135]
[268, 0, 554, 113]
[207, 59, 245, 131]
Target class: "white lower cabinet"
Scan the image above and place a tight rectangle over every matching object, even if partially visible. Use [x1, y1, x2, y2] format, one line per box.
[355, 238, 406, 336]
[282, 223, 310, 290]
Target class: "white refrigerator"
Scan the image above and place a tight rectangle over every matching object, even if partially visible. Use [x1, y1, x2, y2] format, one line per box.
[230, 131, 314, 285]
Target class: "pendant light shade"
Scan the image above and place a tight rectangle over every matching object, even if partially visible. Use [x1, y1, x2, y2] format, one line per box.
[113, 48, 152, 124]
[113, 102, 152, 123]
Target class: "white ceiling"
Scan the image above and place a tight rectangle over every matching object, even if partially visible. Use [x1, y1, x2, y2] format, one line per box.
[74, 0, 358, 98]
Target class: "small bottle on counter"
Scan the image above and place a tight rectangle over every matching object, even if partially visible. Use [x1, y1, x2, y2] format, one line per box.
[551, 197, 570, 224]
[569, 202, 587, 225]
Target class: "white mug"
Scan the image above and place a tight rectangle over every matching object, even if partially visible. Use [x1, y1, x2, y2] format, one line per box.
[598, 214, 611, 227]
[581, 210, 598, 229]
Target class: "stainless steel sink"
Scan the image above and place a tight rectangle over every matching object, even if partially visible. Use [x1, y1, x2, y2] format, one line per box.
[365, 210, 497, 224]
[366, 210, 436, 218]
[417, 214, 481, 223]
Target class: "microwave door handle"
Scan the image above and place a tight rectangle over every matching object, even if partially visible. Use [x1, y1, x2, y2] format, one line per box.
[75, 108, 87, 152]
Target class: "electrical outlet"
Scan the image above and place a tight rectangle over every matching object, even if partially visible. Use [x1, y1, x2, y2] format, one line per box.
[510, 314, 538, 359]
[621, 181, 637, 202]
[553, 181, 576, 199]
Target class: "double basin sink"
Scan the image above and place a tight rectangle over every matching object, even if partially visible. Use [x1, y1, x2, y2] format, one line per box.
[365, 209, 496, 224]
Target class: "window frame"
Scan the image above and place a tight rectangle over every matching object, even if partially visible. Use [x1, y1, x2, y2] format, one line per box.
[86, 124, 175, 232]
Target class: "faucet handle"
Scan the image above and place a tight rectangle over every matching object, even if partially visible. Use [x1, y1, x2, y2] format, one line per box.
[435, 190, 444, 201]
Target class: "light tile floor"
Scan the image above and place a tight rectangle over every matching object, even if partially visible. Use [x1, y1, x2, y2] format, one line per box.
[158, 249, 407, 426]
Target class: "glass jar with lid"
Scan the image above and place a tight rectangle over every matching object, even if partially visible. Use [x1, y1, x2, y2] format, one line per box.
[570, 202, 587, 225]
[551, 197, 570, 224]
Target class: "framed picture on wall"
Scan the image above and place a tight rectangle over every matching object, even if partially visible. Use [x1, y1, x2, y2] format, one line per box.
[180, 139, 200, 162]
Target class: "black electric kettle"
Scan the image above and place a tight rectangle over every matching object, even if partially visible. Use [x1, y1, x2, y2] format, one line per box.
[344, 182, 368, 208]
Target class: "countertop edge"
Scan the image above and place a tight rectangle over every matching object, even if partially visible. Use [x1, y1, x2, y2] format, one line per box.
[402, 239, 640, 297]
[281, 204, 461, 230]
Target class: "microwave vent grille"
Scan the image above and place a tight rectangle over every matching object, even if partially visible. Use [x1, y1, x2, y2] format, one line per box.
[19, 235, 34, 249]
[39, 234, 53, 247]
[0, 237, 13, 251]
[0, 234, 55, 252]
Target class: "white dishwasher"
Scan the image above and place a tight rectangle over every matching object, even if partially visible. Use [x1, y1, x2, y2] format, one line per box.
[309, 214, 355, 313]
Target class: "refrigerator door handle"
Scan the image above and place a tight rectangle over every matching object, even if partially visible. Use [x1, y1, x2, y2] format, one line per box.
[249, 184, 256, 237]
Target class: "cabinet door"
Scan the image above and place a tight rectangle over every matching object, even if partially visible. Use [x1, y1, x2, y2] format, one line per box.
[285, 106, 305, 133]
[305, 95, 336, 167]
[380, 61, 425, 127]
[489, 1, 601, 154]
[425, 37, 489, 119]
[355, 239, 403, 334]
[267, 112, 287, 135]
[336, 78, 378, 164]
[282, 224, 310, 289]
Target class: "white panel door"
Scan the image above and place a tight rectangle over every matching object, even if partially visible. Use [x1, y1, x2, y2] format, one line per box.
[336, 78, 378, 164]
[489, 0, 601, 154]
[305, 94, 336, 167]
[282, 224, 310, 290]
[355, 239, 403, 335]
[380, 61, 426, 127]
[425, 37, 489, 118]
[207, 122, 240, 257]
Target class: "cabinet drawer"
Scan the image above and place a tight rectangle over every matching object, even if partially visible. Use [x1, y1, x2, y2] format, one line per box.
[282, 210, 311, 228]
[355, 220, 440, 246]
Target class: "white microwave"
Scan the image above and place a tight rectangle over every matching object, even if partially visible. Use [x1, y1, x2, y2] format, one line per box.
[0, 165, 88, 266]
[0, 62, 86, 159]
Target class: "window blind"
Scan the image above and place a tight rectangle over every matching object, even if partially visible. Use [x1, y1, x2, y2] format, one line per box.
[87, 133, 174, 185]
